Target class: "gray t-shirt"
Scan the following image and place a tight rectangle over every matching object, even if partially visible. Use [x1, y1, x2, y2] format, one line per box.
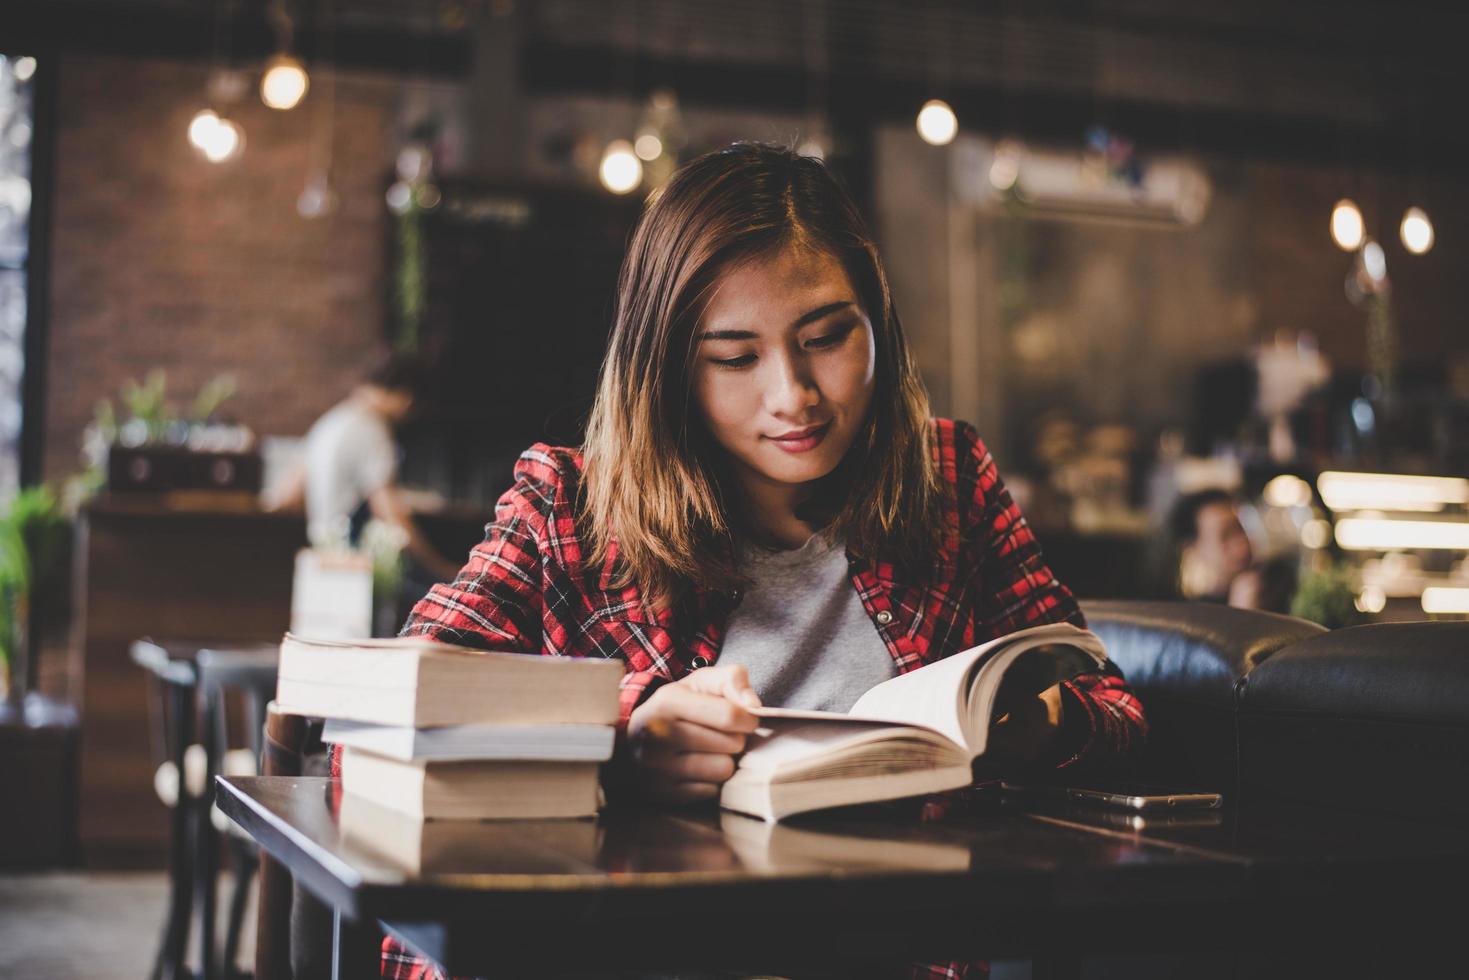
[716, 532, 897, 712]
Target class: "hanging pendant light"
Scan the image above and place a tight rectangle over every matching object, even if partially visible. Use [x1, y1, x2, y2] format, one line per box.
[599, 140, 642, 194]
[916, 99, 958, 146]
[1330, 199, 1364, 251]
[1400, 206, 1434, 255]
[188, 108, 244, 163]
[261, 0, 308, 110]
[261, 53, 309, 110]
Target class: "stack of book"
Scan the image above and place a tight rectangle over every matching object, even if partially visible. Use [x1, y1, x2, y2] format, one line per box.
[274, 634, 624, 822]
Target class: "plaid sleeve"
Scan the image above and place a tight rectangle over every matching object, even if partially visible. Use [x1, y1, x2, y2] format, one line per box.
[397, 477, 547, 651]
[955, 420, 1084, 636]
[953, 420, 1145, 771]
[1050, 665, 1148, 772]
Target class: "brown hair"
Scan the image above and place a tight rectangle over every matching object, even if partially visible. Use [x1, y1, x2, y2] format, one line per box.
[578, 142, 941, 611]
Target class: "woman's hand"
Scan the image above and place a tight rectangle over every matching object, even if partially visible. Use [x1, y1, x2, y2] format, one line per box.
[973, 682, 1065, 781]
[625, 664, 763, 805]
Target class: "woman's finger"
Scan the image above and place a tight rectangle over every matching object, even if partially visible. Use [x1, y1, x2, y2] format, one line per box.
[680, 663, 763, 710]
[662, 686, 761, 734]
[657, 718, 747, 755]
[640, 747, 738, 783]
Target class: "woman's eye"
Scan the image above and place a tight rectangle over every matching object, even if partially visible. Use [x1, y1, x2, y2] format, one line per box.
[804, 323, 856, 350]
[711, 354, 756, 368]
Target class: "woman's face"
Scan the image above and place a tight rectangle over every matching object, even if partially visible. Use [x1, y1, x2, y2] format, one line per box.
[690, 245, 876, 499]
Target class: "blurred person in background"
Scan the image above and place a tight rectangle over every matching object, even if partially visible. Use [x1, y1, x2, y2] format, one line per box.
[1167, 488, 1294, 612]
[268, 353, 461, 583]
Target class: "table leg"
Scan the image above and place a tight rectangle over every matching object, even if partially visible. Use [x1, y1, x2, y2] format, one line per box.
[163, 681, 195, 980]
[197, 686, 222, 980]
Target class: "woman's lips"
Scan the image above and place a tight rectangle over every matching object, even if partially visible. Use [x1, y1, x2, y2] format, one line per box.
[766, 421, 832, 453]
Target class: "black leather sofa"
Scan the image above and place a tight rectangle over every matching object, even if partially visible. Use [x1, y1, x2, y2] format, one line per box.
[1085, 600, 1326, 795]
[1086, 600, 1469, 821]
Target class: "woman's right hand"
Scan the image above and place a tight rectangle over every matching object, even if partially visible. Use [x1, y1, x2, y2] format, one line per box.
[625, 663, 763, 805]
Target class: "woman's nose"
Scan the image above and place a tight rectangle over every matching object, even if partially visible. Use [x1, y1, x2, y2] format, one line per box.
[765, 352, 820, 414]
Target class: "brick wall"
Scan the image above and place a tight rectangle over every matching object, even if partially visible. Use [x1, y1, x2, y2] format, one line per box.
[44, 53, 397, 481]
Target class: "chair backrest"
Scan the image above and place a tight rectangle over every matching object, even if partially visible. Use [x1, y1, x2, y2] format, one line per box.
[1082, 600, 1326, 792]
[1238, 621, 1469, 822]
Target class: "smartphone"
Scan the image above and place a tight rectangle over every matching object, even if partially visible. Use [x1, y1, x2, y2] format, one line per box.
[1000, 780, 1223, 812]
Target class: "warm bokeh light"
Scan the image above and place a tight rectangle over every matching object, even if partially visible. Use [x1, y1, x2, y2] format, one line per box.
[1355, 586, 1386, 614]
[1335, 517, 1469, 551]
[260, 55, 309, 110]
[1400, 206, 1434, 255]
[989, 153, 1019, 190]
[191, 112, 243, 163]
[599, 140, 643, 194]
[1300, 519, 1332, 550]
[916, 100, 958, 146]
[297, 174, 337, 219]
[1318, 471, 1469, 513]
[1361, 239, 1387, 282]
[13, 56, 37, 82]
[634, 133, 663, 161]
[1263, 474, 1313, 508]
[385, 181, 413, 214]
[187, 109, 220, 151]
[1330, 198, 1364, 250]
[1422, 586, 1469, 615]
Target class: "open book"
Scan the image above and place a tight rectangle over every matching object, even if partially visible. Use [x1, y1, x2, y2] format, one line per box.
[719, 622, 1106, 822]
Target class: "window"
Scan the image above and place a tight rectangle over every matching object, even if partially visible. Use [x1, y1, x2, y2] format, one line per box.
[0, 54, 36, 495]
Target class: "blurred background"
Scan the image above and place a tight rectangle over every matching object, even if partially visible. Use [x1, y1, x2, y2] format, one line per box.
[0, 0, 1467, 965]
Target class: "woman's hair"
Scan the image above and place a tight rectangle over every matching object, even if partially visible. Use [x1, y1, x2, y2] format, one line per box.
[578, 141, 941, 610]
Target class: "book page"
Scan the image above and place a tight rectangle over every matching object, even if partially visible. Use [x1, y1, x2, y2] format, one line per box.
[734, 717, 957, 775]
[847, 622, 1105, 756]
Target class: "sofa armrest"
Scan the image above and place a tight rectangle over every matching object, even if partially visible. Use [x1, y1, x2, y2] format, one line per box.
[1239, 621, 1469, 821]
[1082, 600, 1325, 792]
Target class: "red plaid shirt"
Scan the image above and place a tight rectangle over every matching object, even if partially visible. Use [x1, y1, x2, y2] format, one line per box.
[361, 417, 1146, 980]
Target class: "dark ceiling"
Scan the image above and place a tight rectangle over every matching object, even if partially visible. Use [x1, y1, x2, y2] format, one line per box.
[5, 0, 1465, 169]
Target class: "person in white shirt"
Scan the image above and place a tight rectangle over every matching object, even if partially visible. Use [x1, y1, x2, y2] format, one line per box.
[270, 354, 460, 582]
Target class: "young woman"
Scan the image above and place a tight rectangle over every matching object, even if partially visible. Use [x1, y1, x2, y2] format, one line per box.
[373, 143, 1147, 980]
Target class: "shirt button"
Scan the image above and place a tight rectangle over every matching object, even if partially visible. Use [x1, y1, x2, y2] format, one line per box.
[690, 655, 712, 669]
[875, 610, 893, 626]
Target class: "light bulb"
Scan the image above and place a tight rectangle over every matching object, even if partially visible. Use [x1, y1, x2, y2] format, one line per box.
[1361, 239, 1387, 283]
[599, 140, 643, 194]
[297, 174, 337, 219]
[916, 100, 958, 146]
[989, 141, 1022, 190]
[1331, 198, 1364, 251]
[188, 109, 220, 151]
[634, 133, 663, 161]
[385, 181, 413, 214]
[260, 55, 309, 110]
[14, 56, 37, 82]
[1401, 206, 1434, 255]
[199, 116, 243, 163]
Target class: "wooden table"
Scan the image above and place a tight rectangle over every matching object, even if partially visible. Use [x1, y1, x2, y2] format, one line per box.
[217, 776, 1469, 978]
[218, 776, 1268, 978]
